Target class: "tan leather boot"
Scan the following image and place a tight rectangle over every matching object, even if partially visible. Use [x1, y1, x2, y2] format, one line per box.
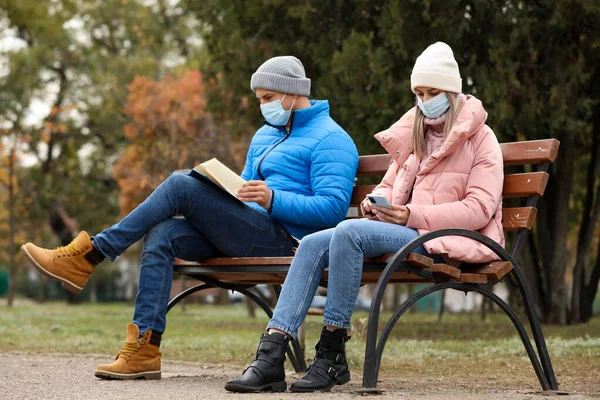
[21, 231, 103, 294]
[95, 324, 161, 380]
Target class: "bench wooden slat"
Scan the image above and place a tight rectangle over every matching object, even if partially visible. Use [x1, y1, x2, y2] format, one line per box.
[427, 263, 461, 280]
[354, 139, 559, 177]
[175, 257, 295, 267]
[503, 172, 549, 198]
[502, 207, 537, 231]
[467, 261, 513, 281]
[198, 272, 290, 284]
[357, 154, 391, 176]
[328, 271, 429, 284]
[459, 273, 488, 283]
[176, 254, 408, 268]
[501, 139, 559, 166]
[366, 254, 394, 263]
[179, 271, 429, 285]
[406, 253, 434, 269]
[352, 172, 548, 206]
[403, 254, 461, 281]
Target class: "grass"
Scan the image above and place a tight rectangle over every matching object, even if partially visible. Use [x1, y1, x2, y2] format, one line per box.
[1, 300, 599, 388]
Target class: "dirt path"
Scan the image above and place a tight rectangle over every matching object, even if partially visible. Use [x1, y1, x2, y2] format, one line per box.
[0, 352, 597, 400]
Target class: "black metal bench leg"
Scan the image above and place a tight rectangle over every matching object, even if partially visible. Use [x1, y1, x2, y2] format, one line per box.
[372, 283, 452, 377]
[366, 281, 551, 392]
[476, 286, 552, 390]
[509, 268, 559, 390]
[362, 262, 395, 390]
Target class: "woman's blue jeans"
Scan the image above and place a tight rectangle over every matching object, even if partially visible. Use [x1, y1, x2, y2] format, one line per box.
[93, 173, 297, 335]
[267, 219, 427, 339]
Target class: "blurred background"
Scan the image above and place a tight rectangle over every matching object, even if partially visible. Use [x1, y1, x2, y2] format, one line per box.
[0, 0, 599, 328]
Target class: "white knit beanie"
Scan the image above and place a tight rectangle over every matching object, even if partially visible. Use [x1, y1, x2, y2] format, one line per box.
[410, 42, 462, 94]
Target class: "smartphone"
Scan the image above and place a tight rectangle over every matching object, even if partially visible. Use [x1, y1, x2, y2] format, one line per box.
[367, 194, 392, 209]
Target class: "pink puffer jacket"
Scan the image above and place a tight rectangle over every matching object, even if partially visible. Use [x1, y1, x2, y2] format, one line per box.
[371, 95, 504, 263]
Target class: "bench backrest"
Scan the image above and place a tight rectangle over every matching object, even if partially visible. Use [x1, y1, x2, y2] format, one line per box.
[349, 139, 560, 236]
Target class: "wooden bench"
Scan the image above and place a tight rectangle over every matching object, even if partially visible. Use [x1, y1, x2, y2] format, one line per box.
[168, 138, 560, 392]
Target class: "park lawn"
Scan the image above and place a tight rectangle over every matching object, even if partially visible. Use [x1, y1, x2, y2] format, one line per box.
[1, 300, 599, 390]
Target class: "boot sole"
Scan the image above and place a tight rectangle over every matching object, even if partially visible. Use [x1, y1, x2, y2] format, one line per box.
[94, 370, 161, 380]
[290, 372, 350, 393]
[21, 245, 83, 295]
[224, 381, 287, 393]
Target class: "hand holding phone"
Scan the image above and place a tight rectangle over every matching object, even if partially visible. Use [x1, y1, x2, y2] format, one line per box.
[366, 194, 392, 209]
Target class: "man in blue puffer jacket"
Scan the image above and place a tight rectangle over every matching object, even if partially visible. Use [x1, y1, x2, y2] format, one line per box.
[21, 56, 359, 380]
[241, 57, 358, 239]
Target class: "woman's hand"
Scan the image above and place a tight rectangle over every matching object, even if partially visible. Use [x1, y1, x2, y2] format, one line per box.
[237, 180, 271, 208]
[373, 204, 411, 225]
[360, 197, 375, 216]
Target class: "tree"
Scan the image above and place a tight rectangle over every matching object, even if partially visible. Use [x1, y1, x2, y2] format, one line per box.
[0, 143, 17, 305]
[0, 0, 199, 302]
[463, 0, 600, 324]
[113, 70, 243, 214]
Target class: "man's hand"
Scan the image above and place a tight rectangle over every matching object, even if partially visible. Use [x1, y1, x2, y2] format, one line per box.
[373, 204, 411, 225]
[237, 180, 272, 208]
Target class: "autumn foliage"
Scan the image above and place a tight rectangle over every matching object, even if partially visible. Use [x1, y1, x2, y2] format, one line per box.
[114, 71, 243, 215]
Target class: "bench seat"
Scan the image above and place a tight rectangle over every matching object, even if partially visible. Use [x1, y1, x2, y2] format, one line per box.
[174, 254, 512, 285]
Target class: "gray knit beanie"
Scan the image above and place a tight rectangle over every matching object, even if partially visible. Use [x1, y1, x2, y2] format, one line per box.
[250, 56, 311, 96]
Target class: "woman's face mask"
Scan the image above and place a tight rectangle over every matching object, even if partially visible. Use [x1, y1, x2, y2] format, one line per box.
[260, 94, 296, 126]
[417, 92, 450, 119]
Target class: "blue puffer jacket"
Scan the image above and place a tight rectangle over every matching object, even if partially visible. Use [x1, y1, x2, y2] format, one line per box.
[241, 100, 358, 239]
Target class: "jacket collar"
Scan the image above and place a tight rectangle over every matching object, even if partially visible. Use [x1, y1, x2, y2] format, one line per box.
[263, 100, 330, 132]
[374, 95, 488, 172]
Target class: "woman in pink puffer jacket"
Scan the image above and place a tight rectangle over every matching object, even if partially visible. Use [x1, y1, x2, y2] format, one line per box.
[227, 42, 504, 394]
[368, 78, 504, 262]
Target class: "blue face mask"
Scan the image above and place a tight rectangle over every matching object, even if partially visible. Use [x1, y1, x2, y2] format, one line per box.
[417, 92, 450, 119]
[260, 94, 296, 126]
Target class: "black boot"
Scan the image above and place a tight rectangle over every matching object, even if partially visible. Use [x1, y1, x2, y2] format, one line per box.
[225, 332, 289, 393]
[290, 327, 351, 392]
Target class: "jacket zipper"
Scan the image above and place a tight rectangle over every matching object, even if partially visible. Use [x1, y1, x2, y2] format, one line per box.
[256, 115, 294, 180]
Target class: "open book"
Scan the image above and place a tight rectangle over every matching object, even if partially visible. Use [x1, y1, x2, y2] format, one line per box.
[193, 158, 247, 198]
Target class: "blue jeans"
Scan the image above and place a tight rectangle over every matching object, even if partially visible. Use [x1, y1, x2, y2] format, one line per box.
[267, 219, 427, 339]
[93, 173, 298, 334]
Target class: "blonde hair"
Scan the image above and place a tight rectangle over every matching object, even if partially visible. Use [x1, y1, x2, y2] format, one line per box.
[412, 92, 462, 160]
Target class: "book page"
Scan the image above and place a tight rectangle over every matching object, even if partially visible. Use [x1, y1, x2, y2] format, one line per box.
[193, 158, 247, 196]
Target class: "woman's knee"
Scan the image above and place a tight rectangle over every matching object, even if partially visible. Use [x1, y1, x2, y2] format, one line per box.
[332, 219, 363, 242]
[296, 229, 333, 253]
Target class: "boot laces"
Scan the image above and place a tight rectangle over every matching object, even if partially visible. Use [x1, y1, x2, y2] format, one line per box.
[118, 340, 140, 360]
[55, 243, 83, 258]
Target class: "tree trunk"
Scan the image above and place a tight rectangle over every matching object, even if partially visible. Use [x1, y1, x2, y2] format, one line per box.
[215, 288, 230, 305]
[6, 147, 16, 307]
[245, 296, 256, 318]
[537, 134, 574, 324]
[570, 125, 599, 324]
[580, 242, 600, 322]
[578, 106, 600, 323]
